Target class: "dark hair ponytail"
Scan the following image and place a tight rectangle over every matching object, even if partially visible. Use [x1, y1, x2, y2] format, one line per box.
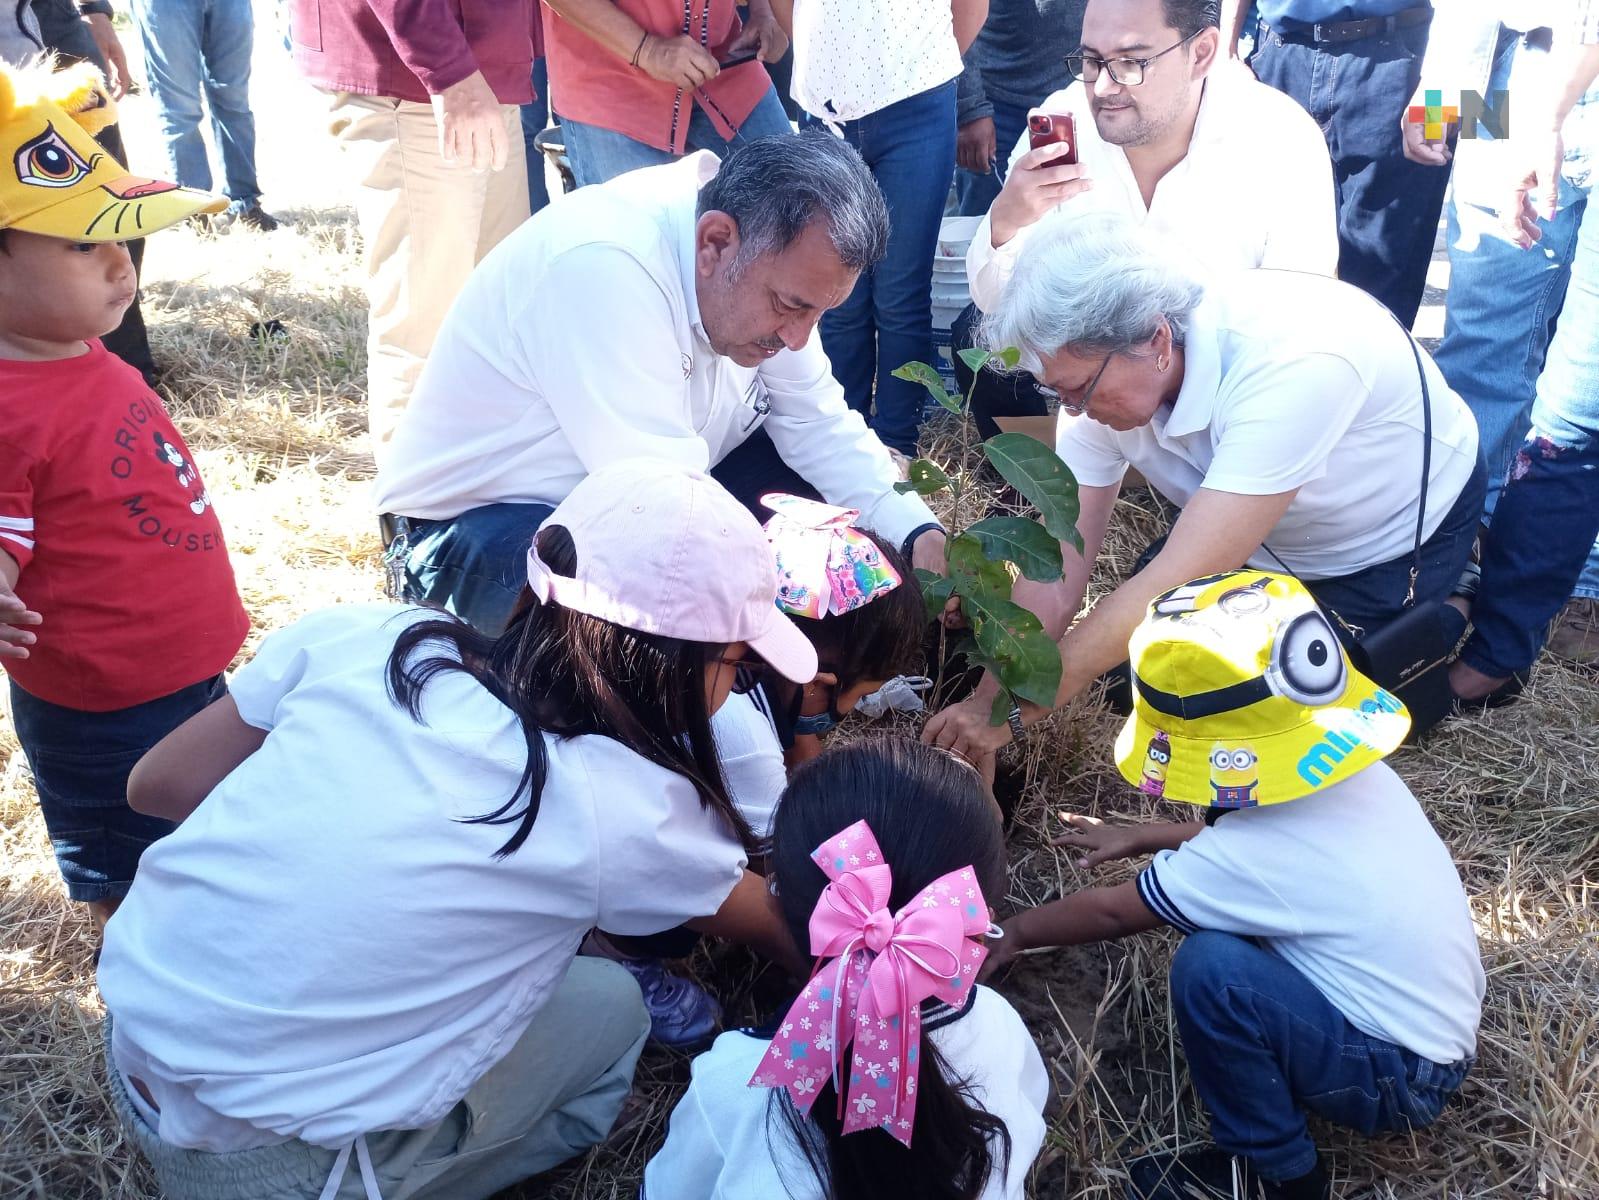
[384, 523, 756, 858]
[767, 739, 1012, 1200]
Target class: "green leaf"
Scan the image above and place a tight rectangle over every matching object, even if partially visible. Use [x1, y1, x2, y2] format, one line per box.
[957, 347, 993, 374]
[964, 516, 1065, 583]
[894, 458, 952, 499]
[946, 533, 1013, 606]
[918, 572, 956, 622]
[965, 593, 1062, 709]
[891, 361, 961, 414]
[982, 433, 1085, 553]
[996, 346, 1022, 369]
[989, 687, 1015, 729]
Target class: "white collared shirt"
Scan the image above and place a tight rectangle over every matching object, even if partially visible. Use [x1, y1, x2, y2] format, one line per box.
[100, 604, 749, 1152]
[1056, 270, 1479, 580]
[967, 65, 1338, 313]
[788, 0, 964, 123]
[374, 154, 936, 551]
[643, 985, 1049, 1200]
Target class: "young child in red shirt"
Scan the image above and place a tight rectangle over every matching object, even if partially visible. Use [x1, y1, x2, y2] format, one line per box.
[0, 62, 248, 931]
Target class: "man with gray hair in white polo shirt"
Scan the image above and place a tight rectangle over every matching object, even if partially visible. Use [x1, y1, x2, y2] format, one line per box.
[374, 131, 946, 635]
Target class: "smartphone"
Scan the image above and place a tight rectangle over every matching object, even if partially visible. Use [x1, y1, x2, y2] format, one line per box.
[718, 48, 759, 68]
[1027, 109, 1078, 165]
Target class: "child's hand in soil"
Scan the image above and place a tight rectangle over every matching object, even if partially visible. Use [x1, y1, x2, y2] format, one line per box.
[1052, 812, 1148, 868]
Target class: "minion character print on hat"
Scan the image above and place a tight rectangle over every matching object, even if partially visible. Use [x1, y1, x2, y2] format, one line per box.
[1138, 730, 1171, 797]
[1113, 571, 1411, 808]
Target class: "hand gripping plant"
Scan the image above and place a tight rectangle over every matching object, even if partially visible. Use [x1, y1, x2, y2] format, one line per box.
[893, 349, 1083, 726]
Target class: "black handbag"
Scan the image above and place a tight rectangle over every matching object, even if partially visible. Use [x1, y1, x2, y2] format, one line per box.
[1270, 314, 1463, 741]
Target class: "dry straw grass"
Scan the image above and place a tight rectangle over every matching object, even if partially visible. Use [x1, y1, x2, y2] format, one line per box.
[2, 74, 1596, 1200]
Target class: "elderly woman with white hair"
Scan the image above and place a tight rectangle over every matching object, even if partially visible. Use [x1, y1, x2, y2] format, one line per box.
[925, 211, 1485, 762]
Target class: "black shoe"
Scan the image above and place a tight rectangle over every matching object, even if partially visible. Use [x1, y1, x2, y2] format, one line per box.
[227, 200, 280, 232]
[1448, 669, 1528, 715]
[1126, 1148, 1329, 1200]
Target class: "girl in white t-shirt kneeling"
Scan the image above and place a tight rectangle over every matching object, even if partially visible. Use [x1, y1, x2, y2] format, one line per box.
[96, 461, 820, 1200]
[644, 738, 1049, 1200]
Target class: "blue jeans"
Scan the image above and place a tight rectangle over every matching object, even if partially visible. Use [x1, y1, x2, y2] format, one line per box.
[809, 79, 958, 454]
[390, 502, 555, 635]
[128, 0, 261, 203]
[521, 58, 552, 213]
[954, 94, 1029, 218]
[1171, 932, 1473, 1182]
[10, 674, 227, 902]
[1434, 30, 1599, 600]
[1460, 192, 1599, 677]
[1249, 21, 1449, 326]
[558, 85, 793, 187]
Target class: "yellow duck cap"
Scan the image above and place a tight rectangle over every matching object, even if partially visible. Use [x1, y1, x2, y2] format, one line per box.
[0, 62, 224, 241]
[1114, 571, 1410, 808]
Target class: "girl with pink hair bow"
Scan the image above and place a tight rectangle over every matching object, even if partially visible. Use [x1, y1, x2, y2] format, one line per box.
[644, 739, 1048, 1200]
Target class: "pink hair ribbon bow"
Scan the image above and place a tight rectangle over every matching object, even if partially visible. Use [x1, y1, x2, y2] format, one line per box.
[748, 819, 989, 1146]
[761, 494, 902, 620]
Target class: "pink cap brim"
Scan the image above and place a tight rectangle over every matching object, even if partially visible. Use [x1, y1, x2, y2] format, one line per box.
[748, 609, 820, 685]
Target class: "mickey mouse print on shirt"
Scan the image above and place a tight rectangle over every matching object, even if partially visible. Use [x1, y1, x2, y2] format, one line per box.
[153, 431, 212, 515]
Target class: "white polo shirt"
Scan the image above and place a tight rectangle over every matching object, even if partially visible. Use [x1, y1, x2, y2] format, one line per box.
[789, 0, 964, 123]
[98, 604, 747, 1152]
[1136, 762, 1484, 1065]
[1056, 270, 1480, 579]
[642, 985, 1049, 1200]
[967, 64, 1337, 312]
[374, 153, 936, 551]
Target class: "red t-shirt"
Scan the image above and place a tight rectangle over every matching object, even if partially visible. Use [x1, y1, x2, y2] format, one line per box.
[544, 0, 772, 154]
[0, 342, 249, 711]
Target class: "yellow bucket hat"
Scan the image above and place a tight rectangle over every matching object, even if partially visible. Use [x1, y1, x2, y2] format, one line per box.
[1114, 571, 1410, 808]
[0, 62, 224, 241]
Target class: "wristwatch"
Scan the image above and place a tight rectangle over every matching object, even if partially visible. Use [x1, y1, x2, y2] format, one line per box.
[1007, 704, 1026, 743]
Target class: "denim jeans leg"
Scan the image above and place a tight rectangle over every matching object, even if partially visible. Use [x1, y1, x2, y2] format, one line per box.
[1170, 931, 1465, 1182]
[1433, 33, 1591, 516]
[10, 675, 226, 903]
[129, 0, 212, 192]
[813, 82, 957, 453]
[555, 115, 678, 188]
[1250, 27, 1448, 325]
[684, 84, 794, 153]
[1462, 199, 1599, 676]
[865, 81, 958, 453]
[199, 0, 261, 204]
[401, 501, 555, 635]
[523, 58, 551, 212]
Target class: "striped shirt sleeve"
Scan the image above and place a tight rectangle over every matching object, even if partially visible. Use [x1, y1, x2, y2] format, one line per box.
[1136, 862, 1203, 934]
[0, 441, 37, 569]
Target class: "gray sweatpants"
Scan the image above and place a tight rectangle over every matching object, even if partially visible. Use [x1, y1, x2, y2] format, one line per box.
[109, 957, 650, 1200]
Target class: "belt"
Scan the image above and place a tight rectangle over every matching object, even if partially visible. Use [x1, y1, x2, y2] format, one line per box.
[1268, 5, 1431, 45]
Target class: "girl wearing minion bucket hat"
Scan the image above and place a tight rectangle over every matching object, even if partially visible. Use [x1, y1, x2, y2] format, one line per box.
[991, 572, 1484, 1200]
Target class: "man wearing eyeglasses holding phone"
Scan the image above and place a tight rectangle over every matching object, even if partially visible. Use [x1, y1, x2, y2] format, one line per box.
[954, 0, 1336, 440]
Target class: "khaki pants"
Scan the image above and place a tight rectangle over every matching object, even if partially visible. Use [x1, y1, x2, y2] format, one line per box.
[110, 957, 651, 1200]
[329, 94, 530, 463]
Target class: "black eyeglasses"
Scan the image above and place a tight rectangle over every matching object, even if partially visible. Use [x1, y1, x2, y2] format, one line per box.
[1041, 351, 1114, 417]
[1066, 30, 1201, 87]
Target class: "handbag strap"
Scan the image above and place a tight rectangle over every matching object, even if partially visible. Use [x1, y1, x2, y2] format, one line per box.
[1393, 310, 1433, 610]
[1261, 304, 1434, 613]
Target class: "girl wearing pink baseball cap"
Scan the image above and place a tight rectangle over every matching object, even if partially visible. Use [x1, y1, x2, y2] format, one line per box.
[95, 461, 818, 1200]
